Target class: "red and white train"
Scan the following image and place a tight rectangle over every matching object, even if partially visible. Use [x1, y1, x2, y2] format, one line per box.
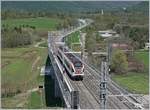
[57, 46, 84, 80]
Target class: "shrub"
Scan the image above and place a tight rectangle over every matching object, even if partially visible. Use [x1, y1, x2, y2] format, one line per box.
[111, 49, 128, 74]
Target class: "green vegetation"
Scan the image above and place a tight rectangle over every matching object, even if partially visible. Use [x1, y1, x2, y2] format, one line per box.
[134, 51, 149, 68]
[2, 1, 147, 15]
[65, 31, 80, 51]
[2, 27, 33, 48]
[2, 17, 61, 30]
[111, 49, 128, 74]
[66, 31, 80, 44]
[72, 44, 81, 51]
[112, 50, 149, 94]
[2, 17, 62, 48]
[128, 27, 148, 49]
[28, 91, 43, 108]
[1, 1, 149, 108]
[1, 47, 47, 108]
[112, 72, 149, 94]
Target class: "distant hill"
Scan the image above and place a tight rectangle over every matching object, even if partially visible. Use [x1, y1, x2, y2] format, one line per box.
[1, 1, 140, 13]
[129, 1, 149, 15]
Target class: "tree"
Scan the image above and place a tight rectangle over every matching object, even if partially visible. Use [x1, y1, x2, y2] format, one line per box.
[111, 49, 128, 74]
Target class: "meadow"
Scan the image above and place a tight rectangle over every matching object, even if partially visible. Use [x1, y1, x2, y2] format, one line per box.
[2, 17, 61, 31]
[112, 50, 149, 94]
[65, 31, 81, 51]
[1, 46, 48, 108]
[1, 16, 64, 108]
[134, 50, 149, 68]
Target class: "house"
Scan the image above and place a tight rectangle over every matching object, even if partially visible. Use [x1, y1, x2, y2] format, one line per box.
[98, 30, 119, 38]
[111, 43, 131, 51]
[145, 42, 150, 50]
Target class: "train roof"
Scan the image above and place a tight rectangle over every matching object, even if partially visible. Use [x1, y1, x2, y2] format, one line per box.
[59, 46, 82, 64]
[65, 53, 81, 63]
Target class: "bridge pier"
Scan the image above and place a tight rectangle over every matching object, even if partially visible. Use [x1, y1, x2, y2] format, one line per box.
[54, 77, 61, 97]
[45, 55, 62, 101]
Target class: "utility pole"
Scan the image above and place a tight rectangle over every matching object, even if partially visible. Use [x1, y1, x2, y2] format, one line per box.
[100, 61, 108, 109]
[80, 32, 86, 60]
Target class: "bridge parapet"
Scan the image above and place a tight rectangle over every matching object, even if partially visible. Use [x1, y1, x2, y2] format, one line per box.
[48, 33, 79, 108]
[47, 19, 93, 109]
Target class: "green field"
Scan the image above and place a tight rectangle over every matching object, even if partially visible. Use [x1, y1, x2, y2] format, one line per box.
[112, 50, 149, 94]
[1, 47, 47, 87]
[134, 51, 149, 68]
[112, 72, 149, 94]
[28, 91, 43, 108]
[1, 16, 63, 108]
[1, 47, 48, 108]
[2, 17, 61, 30]
[65, 31, 80, 51]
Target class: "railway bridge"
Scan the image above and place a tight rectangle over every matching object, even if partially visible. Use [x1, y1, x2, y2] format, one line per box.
[46, 19, 148, 109]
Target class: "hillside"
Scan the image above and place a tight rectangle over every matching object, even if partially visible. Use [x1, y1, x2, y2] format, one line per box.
[2, 1, 140, 13]
[129, 1, 149, 15]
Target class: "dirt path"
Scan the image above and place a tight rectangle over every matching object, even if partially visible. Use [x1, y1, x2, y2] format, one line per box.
[31, 56, 40, 71]
[34, 38, 46, 48]
[15, 56, 41, 108]
[15, 87, 39, 108]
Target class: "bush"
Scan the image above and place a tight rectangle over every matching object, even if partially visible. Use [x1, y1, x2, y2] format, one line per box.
[1, 26, 32, 48]
[111, 49, 128, 74]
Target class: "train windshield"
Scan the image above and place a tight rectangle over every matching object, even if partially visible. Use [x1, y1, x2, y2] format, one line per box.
[74, 62, 82, 68]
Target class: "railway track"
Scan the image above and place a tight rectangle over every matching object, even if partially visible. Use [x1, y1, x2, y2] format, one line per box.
[74, 81, 99, 109]
[60, 55, 134, 109]
[83, 69, 130, 109]
[48, 19, 146, 109]
[84, 63, 140, 109]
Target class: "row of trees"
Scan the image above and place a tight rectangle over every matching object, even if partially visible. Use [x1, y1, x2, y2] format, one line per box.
[128, 27, 148, 49]
[114, 25, 149, 49]
[56, 17, 78, 29]
[2, 26, 33, 48]
[2, 10, 78, 20]
[2, 10, 56, 19]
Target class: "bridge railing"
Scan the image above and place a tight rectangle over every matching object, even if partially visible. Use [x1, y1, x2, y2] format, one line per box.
[47, 19, 93, 109]
[48, 38, 79, 109]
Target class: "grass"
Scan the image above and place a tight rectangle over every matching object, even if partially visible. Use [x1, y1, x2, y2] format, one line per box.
[65, 31, 81, 50]
[1, 46, 63, 108]
[28, 91, 43, 109]
[1, 95, 28, 109]
[67, 31, 80, 43]
[112, 50, 149, 94]
[1, 46, 48, 108]
[72, 44, 81, 51]
[1, 17, 63, 108]
[134, 50, 149, 68]
[2, 59, 31, 84]
[112, 72, 149, 94]
[2, 17, 61, 31]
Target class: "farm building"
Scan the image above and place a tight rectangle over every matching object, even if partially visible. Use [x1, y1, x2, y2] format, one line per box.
[98, 30, 119, 38]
